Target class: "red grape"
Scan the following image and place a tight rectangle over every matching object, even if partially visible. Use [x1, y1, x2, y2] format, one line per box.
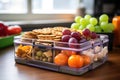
[62, 29, 71, 35]
[71, 32, 81, 41]
[68, 37, 78, 48]
[90, 32, 97, 39]
[82, 29, 91, 37]
[79, 37, 87, 43]
[62, 35, 71, 42]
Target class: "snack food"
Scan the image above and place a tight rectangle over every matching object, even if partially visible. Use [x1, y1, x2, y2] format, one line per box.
[14, 26, 109, 75]
[15, 45, 32, 60]
[22, 26, 70, 41]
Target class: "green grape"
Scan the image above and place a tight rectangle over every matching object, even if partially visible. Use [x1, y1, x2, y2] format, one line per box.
[108, 23, 114, 31]
[99, 20, 108, 25]
[95, 25, 102, 33]
[103, 23, 114, 33]
[84, 14, 91, 20]
[90, 17, 98, 25]
[71, 23, 80, 30]
[100, 22, 108, 31]
[86, 19, 90, 25]
[74, 16, 82, 23]
[86, 24, 95, 32]
[99, 14, 109, 22]
[103, 29, 112, 33]
[80, 18, 87, 26]
[79, 25, 86, 30]
[84, 15, 91, 25]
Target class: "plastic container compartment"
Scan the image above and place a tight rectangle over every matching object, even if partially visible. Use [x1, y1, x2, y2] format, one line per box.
[14, 35, 109, 75]
[97, 33, 113, 51]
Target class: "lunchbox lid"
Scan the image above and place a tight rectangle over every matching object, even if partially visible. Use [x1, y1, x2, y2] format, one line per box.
[14, 34, 109, 52]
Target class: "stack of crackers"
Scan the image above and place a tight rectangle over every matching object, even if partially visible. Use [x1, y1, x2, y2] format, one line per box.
[22, 26, 70, 41]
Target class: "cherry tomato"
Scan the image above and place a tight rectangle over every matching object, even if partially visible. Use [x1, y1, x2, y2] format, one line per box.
[7, 25, 22, 35]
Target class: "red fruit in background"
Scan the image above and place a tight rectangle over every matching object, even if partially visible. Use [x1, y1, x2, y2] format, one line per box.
[0, 22, 8, 36]
[62, 29, 71, 35]
[3, 26, 8, 36]
[7, 25, 22, 35]
[71, 32, 81, 41]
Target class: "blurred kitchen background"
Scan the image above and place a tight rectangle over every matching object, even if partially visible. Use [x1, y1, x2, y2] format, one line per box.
[0, 0, 120, 50]
[0, 0, 119, 21]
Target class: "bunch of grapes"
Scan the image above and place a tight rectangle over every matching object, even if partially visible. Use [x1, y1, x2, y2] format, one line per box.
[71, 14, 114, 33]
[61, 29, 98, 48]
[61, 29, 81, 48]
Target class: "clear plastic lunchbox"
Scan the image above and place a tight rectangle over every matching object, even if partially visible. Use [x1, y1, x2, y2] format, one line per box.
[14, 34, 109, 75]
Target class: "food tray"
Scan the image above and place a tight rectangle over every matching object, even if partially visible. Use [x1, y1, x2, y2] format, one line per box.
[14, 35, 109, 75]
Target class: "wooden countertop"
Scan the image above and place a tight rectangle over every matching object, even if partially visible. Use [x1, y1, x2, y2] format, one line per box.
[0, 46, 120, 80]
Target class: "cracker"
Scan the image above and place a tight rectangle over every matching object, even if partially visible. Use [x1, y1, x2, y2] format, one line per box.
[21, 26, 69, 41]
